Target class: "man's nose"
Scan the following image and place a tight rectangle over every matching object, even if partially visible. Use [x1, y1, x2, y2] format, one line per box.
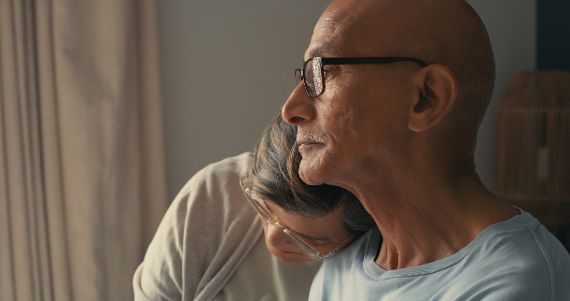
[281, 82, 316, 125]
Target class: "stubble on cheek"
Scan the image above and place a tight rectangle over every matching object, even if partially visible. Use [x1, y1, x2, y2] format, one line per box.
[329, 105, 362, 153]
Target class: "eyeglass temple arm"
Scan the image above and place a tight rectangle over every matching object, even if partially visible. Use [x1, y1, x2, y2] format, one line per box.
[321, 56, 428, 67]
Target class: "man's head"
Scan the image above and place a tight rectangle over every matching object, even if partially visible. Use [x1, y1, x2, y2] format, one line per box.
[281, 0, 495, 187]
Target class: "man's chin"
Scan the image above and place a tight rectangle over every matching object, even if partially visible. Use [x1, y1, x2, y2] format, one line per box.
[299, 171, 319, 185]
[299, 161, 326, 186]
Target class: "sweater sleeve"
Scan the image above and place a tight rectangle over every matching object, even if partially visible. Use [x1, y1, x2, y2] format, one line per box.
[133, 153, 262, 301]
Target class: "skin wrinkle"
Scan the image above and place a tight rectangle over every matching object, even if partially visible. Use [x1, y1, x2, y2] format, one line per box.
[282, 0, 513, 270]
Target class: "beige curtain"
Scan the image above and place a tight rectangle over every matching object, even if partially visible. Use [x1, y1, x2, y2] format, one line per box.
[0, 0, 168, 300]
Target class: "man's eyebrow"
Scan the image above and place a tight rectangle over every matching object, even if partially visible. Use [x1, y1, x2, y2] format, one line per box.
[305, 44, 334, 59]
[306, 44, 350, 60]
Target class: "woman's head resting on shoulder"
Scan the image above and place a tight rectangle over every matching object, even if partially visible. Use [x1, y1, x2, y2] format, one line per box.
[241, 114, 375, 262]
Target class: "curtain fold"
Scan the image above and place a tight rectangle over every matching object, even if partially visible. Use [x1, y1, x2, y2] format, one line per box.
[0, 0, 168, 300]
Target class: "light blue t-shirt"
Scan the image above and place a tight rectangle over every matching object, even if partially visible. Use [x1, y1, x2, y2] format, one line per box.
[309, 210, 570, 301]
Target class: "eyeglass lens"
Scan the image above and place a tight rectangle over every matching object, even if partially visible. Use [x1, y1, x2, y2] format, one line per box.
[303, 57, 324, 97]
[251, 200, 323, 258]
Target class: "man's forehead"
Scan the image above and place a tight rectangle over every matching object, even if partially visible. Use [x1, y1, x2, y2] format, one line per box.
[304, 5, 395, 59]
[304, 13, 352, 59]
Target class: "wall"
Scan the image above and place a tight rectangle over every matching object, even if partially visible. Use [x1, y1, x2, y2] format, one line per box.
[158, 0, 536, 199]
[157, 0, 329, 198]
[468, 0, 536, 190]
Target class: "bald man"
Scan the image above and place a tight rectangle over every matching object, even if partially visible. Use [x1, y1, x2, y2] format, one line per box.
[281, 0, 570, 300]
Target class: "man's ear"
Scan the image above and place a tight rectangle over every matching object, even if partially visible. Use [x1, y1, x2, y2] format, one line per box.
[408, 64, 458, 133]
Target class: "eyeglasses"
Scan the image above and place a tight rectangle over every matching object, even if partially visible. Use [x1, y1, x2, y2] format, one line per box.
[295, 56, 428, 98]
[241, 183, 353, 260]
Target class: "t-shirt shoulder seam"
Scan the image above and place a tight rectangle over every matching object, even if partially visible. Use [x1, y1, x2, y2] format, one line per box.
[528, 227, 555, 301]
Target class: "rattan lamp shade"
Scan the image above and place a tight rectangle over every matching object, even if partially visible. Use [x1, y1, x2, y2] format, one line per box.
[495, 71, 570, 202]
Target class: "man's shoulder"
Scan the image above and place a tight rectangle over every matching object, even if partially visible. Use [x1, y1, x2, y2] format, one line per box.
[469, 211, 569, 269]
[454, 213, 570, 300]
[463, 212, 563, 273]
[311, 213, 570, 301]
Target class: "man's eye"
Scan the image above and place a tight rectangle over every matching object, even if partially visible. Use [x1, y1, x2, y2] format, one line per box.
[322, 66, 339, 79]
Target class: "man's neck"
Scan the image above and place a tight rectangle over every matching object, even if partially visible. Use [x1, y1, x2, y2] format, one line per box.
[349, 172, 517, 270]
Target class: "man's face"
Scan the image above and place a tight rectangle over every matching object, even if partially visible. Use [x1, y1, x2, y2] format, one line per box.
[281, 10, 418, 187]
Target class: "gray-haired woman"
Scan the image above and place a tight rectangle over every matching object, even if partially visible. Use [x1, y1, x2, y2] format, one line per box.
[133, 115, 374, 301]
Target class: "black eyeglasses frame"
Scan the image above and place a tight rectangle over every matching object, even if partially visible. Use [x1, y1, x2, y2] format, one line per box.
[295, 56, 429, 98]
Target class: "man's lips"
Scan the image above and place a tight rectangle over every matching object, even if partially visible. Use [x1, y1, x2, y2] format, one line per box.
[298, 142, 323, 153]
[297, 140, 322, 146]
[297, 132, 327, 152]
